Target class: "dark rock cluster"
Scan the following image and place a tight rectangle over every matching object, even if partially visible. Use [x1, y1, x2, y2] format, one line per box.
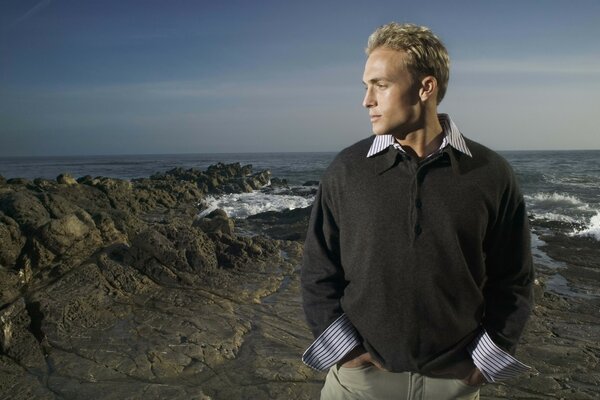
[149, 163, 271, 195]
[0, 164, 274, 297]
[0, 163, 321, 399]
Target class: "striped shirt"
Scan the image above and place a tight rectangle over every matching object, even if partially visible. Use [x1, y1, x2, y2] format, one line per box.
[365, 114, 472, 158]
[302, 114, 531, 382]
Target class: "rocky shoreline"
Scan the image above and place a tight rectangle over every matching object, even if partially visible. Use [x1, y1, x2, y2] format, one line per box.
[0, 164, 598, 399]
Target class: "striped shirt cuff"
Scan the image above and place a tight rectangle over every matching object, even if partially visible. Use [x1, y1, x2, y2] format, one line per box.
[467, 330, 531, 382]
[302, 313, 361, 371]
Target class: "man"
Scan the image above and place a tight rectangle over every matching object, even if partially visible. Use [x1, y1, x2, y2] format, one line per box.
[301, 23, 534, 400]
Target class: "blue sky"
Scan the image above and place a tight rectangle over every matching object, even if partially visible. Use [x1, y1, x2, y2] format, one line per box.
[1, 0, 599, 156]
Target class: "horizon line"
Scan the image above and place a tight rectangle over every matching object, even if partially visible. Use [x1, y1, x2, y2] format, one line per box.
[1, 148, 600, 159]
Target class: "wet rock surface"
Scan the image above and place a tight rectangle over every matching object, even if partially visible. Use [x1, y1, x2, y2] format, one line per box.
[1, 166, 598, 399]
[0, 164, 321, 400]
[480, 221, 600, 400]
[241, 206, 312, 242]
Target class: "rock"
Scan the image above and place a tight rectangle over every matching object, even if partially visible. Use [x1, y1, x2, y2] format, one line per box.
[0, 298, 47, 371]
[92, 212, 128, 244]
[242, 206, 312, 241]
[194, 210, 235, 236]
[6, 178, 30, 185]
[250, 171, 271, 188]
[129, 176, 206, 212]
[291, 186, 318, 197]
[533, 277, 546, 304]
[247, 207, 311, 224]
[32, 178, 58, 190]
[36, 210, 102, 259]
[76, 175, 98, 185]
[241, 164, 253, 176]
[150, 167, 183, 180]
[302, 180, 319, 186]
[0, 212, 26, 268]
[207, 162, 242, 178]
[0, 267, 24, 307]
[56, 173, 78, 185]
[213, 234, 277, 270]
[207, 209, 228, 219]
[124, 224, 218, 285]
[91, 177, 134, 211]
[0, 191, 51, 233]
[223, 179, 253, 194]
[37, 192, 86, 219]
[46, 183, 112, 213]
[24, 237, 56, 271]
[148, 163, 271, 197]
[0, 163, 324, 399]
[270, 177, 288, 188]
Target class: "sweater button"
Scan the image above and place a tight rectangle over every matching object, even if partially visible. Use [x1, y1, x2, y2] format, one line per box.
[414, 225, 422, 235]
[415, 199, 422, 208]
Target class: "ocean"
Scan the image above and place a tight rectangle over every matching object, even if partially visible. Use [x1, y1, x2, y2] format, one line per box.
[1, 150, 599, 243]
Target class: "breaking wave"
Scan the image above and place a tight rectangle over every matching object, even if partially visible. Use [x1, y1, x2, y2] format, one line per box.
[198, 190, 314, 219]
[571, 212, 600, 241]
[530, 212, 579, 224]
[524, 192, 589, 209]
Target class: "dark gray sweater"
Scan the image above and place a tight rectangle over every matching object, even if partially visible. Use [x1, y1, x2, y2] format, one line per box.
[301, 135, 534, 373]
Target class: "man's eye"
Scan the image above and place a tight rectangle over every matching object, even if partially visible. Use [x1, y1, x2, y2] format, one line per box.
[376, 83, 387, 88]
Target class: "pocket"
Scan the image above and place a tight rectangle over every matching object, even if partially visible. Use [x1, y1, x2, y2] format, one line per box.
[453, 379, 483, 399]
[336, 363, 376, 392]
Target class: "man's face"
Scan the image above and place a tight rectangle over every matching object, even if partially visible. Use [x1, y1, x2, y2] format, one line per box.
[362, 47, 422, 137]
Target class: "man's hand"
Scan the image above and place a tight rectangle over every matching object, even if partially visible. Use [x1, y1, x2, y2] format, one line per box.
[337, 345, 387, 370]
[461, 367, 487, 387]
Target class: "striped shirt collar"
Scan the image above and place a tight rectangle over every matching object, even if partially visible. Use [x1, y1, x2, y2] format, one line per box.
[366, 113, 473, 158]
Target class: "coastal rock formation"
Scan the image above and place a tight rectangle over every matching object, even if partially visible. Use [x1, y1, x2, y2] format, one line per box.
[243, 206, 313, 241]
[0, 212, 25, 268]
[194, 209, 235, 236]
[0, 163, 323, 399]
[149, 163, 270, 195]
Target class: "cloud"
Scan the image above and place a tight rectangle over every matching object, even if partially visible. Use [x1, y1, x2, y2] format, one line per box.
[6, 0, 53, 30]
[12, 61, 363, 102]
[453, 56, 600, 76]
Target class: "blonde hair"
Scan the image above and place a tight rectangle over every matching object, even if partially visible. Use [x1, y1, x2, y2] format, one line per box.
[366, 23, 450, 104]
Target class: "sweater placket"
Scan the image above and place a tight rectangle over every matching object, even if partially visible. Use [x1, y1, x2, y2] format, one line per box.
[405, 152, 445, 244]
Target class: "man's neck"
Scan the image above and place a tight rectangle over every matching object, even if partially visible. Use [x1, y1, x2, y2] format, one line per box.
[394, 113, 444, 160]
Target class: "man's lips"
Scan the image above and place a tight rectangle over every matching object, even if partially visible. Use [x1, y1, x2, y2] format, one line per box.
[370, 115, 381, 122]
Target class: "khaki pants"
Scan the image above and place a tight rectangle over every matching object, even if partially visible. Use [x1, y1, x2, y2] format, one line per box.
[321, 364, 481, 400]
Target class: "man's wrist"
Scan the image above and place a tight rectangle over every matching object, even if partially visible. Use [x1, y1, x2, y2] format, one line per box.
[337, 344, 366, 365]
[462, 367, 488, 386]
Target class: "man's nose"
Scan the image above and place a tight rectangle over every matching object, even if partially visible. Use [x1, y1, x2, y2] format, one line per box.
[362, 87, 375, 108]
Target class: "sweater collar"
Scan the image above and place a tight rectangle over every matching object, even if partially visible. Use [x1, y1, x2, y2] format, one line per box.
[366, 114, 473, 158]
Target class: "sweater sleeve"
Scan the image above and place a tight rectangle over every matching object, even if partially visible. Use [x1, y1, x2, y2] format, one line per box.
[482, 167, 534, 355]
[301, 181, 349, 339]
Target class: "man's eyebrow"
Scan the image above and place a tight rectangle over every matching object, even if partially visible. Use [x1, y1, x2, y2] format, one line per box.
[362, 78, 387, 85]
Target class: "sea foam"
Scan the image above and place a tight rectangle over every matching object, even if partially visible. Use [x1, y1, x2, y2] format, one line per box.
[198, 190, 314, 219]
[571, 212, 600, 241]
[525, 192, 588, 208]
[531, 212, 579, 224]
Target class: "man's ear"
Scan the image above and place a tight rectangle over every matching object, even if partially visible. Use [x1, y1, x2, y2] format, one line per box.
[419, 76, 438, 102]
